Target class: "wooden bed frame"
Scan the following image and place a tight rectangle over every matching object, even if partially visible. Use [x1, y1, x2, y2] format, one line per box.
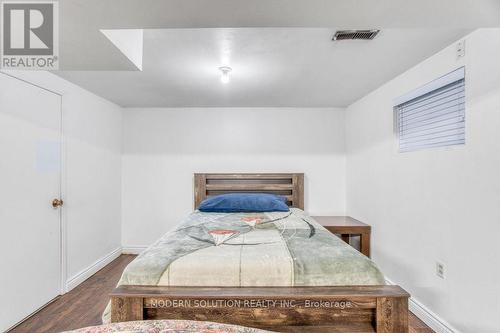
[111, 173, 409, 333]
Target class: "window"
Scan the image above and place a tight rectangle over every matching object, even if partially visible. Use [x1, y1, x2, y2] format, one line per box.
[394, 67, 465, 152]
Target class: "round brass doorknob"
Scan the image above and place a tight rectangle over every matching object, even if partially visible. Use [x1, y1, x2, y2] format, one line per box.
[52, 198, 64, 208]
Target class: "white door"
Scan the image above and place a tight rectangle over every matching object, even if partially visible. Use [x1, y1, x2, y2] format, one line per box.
[0, 72, 62, 331]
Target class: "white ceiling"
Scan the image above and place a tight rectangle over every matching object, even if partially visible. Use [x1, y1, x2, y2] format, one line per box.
[52, 0, 498, 107]
[55, 0, 500, 71]
[56, 28, 469, 107]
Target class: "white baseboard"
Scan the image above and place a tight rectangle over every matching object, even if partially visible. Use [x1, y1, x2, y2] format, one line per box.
[122, 245, 147, 254]
[66, 247, 122, 291]
[385, 277, 458, 333]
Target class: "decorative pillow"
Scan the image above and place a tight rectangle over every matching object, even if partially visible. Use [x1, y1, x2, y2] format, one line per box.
[199, 193, 289, 213]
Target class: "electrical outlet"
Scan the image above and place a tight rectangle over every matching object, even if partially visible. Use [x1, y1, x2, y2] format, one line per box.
[456, 40, 466, 59]
[436, 262, 445, 279]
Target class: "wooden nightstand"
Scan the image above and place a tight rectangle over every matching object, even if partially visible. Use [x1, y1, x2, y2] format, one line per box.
[312, 216, 371, 258]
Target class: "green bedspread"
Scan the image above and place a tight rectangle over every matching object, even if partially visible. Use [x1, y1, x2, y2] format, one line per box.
[103, 208, 384, 322]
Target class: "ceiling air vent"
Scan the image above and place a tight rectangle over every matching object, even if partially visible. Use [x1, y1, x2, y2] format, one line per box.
[332, 30, 380, 41]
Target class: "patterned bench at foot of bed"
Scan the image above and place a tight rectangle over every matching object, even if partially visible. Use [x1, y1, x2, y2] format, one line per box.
[61, 319, 272, 333]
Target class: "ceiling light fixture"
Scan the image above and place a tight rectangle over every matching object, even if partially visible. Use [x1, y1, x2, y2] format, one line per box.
[219, 66, 232, 84]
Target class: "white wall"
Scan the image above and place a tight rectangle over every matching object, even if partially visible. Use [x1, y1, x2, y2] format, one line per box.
[122, 107, 345, 247]
[4, 71, 123, 286]
[345, 29, 500, 333]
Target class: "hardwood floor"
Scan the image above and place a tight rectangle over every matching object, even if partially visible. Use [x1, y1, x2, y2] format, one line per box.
[8, 255, 135, 333]
[8, 255, 434, 333]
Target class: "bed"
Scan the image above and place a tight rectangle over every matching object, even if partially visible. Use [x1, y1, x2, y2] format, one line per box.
[107, 173, 409, 333]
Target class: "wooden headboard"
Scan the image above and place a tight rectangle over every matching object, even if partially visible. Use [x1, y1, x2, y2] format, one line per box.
[194, 173, 304, 210]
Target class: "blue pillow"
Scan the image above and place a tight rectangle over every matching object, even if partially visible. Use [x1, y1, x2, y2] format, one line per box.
[199, 193, 290, 213]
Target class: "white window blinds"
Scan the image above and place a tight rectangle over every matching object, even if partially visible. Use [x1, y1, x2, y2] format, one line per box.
[394, 67, 465, 152]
